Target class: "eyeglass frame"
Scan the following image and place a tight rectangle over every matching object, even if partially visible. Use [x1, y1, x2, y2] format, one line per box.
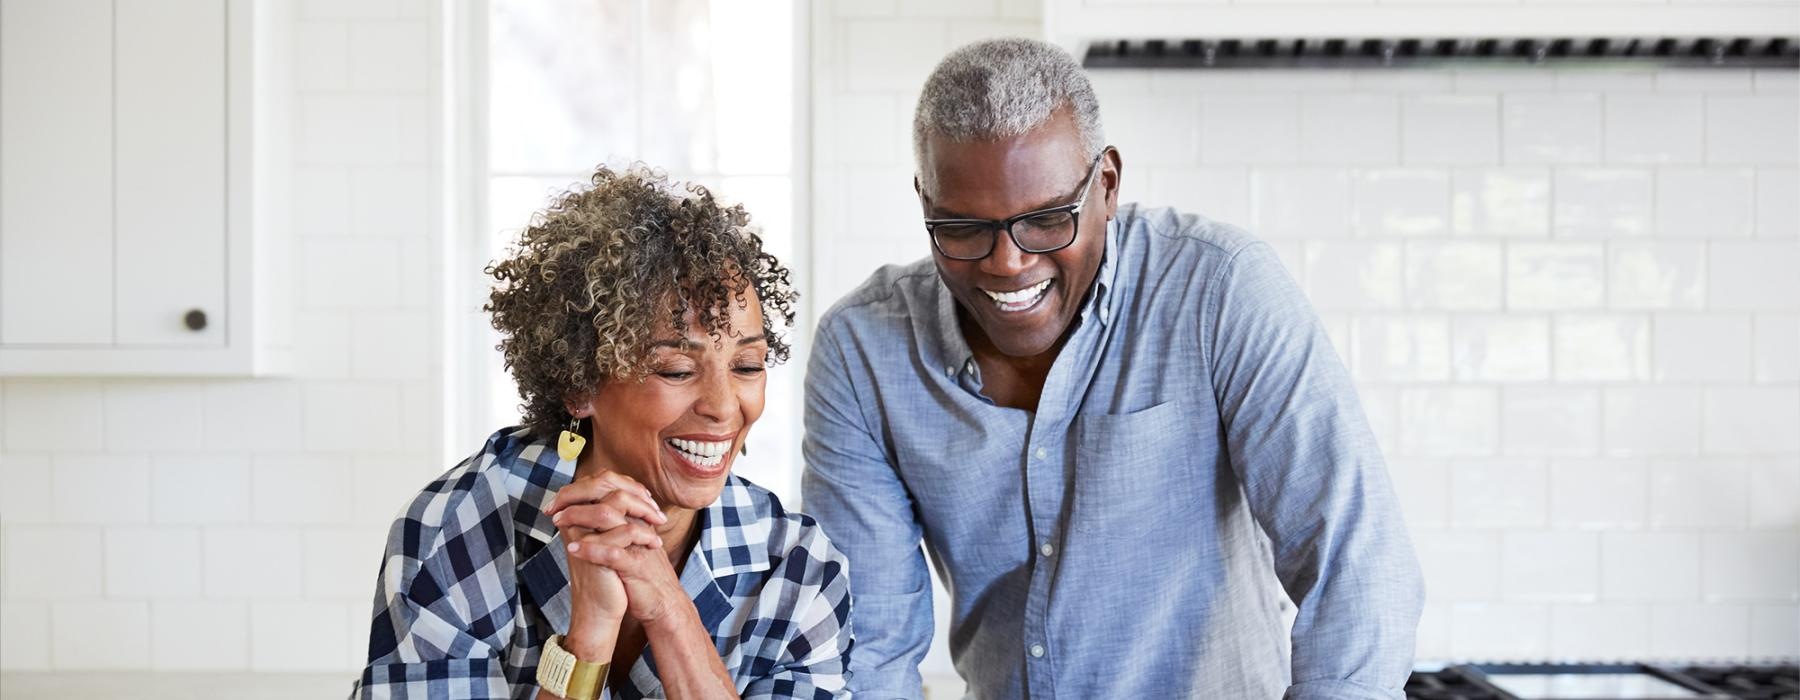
[920, 150, 1109, 261]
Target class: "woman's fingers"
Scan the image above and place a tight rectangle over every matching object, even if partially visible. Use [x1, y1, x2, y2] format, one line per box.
[557, 486, 665, 526]
[592, 522, 664, 549]
[547, 471, 657, 516]
[566, 522, 663, 564]
[545, 473, 625, 513]
[552, 488, 666, 530]
[554, 503, 631, 532]
[605, 487, 667, 524]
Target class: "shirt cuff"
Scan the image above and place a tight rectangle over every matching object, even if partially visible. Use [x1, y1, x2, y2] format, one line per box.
[1284, 679, 1405, 700]
[852, 681, 924, 700]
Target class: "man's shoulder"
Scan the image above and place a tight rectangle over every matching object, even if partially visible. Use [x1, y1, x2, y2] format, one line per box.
[1103, 204, 1277, 315]
[815, 255, 938, 341]
[1118, 203, 1262, 263]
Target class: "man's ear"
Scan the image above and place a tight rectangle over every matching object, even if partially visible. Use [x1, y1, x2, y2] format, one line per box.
[1102, 147, 1124, 218]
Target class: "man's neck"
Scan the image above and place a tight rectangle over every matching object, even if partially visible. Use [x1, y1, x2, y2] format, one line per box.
[957, 308, 1067, 411]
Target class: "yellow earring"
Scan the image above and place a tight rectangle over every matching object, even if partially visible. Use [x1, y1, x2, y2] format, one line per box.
[557, 417, 586, 462]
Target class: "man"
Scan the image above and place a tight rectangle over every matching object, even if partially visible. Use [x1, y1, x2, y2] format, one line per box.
[802, 38, 1423, 699]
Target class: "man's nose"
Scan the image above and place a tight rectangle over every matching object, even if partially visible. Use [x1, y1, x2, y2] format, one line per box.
[980, 228, 1033, 277]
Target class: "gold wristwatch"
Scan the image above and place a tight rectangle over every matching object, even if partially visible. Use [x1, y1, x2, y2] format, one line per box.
[537, 634, 609, 700]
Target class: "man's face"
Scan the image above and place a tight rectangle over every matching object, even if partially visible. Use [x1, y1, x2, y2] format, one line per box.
[917, 110, 1118, 360]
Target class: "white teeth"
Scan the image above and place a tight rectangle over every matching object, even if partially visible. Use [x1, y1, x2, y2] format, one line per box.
[981, 279, 1051, 308]
[667, 438, 731, 466]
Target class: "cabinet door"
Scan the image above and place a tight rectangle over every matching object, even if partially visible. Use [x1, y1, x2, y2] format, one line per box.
[114, 0, 227, 347]
[0, 0, 115, 345]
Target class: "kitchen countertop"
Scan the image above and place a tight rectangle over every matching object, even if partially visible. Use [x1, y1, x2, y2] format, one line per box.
[0, 672, 353, 699]
[0, 672, 971, 699]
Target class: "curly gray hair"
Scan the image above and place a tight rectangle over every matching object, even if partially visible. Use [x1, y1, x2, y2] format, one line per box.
[911, 38, 1106, 194]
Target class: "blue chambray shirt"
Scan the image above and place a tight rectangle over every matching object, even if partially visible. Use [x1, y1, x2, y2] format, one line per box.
[801, 204, 1424, 700]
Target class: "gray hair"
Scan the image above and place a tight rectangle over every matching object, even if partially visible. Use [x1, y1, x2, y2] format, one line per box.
[912, 38, 1105, 192]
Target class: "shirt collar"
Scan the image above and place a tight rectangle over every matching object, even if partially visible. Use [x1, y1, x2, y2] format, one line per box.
[1086, 216, 1120, 324]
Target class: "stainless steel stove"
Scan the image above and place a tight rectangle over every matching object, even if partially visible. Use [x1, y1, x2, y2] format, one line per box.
[1405, 662, 1799, 700]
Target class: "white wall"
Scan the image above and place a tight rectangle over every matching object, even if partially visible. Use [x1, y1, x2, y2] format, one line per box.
[0, 0, 443, 672]
[0, 0, 1793, 678]
[809, 0, 1800, 665]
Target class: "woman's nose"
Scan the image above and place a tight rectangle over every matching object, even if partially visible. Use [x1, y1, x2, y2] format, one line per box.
[692, 369, 735, 421]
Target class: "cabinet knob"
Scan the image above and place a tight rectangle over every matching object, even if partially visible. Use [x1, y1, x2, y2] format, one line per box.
[184, 309, 208, 331]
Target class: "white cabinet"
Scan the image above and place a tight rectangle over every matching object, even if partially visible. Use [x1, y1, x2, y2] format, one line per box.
[0, 0, 290, 376]
[1, 0, 114, 346]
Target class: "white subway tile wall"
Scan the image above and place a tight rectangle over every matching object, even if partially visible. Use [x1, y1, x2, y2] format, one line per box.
[1552, 603, 1652, 659]
[150, 600, 249, 671]
[810, 0, 1799, 665]
[0, 0, 440, 673]
[0, 0, 1791, 678]
[51, 601, 151, 670]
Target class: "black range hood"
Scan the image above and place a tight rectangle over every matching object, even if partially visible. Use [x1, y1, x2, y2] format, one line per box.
[1083, 36, 1800, 69]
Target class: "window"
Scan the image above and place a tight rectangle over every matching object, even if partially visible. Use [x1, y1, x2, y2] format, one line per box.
[479, 0, 803, 496]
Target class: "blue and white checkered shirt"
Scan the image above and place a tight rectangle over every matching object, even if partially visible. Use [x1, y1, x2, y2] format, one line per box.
[353, 427, 854, 699]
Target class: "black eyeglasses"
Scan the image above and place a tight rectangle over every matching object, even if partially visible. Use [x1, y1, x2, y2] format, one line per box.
[922, 152, 1107, 261]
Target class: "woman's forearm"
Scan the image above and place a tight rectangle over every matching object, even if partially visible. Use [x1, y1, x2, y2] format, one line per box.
[644, 598, 739, 700]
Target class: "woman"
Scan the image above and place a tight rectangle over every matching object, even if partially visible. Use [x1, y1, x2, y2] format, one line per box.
[353, 166, 851, 699]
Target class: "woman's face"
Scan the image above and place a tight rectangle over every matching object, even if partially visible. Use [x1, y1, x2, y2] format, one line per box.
[578, 287, 769, 511]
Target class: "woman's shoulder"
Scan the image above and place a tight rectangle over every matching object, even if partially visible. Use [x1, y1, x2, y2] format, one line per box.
[725, 474, 848, 569]
[388, 426, 544, 557]
[715, 475, 854, 661]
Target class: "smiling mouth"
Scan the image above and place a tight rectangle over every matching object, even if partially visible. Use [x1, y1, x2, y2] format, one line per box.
[665, 437, 732, 470]
[980, 279, 1053, 313]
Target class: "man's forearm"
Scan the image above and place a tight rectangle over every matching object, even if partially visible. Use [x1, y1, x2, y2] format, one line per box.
[1285, 514, 1424, 697]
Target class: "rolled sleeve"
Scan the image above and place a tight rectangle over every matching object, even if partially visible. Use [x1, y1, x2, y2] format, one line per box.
[356, 658, 511, 700]
[352, 491, 517, 699]
[1285, 678, 1407, 700]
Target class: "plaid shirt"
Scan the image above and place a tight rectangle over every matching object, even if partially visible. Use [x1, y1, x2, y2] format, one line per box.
[352, 427, 854, 699]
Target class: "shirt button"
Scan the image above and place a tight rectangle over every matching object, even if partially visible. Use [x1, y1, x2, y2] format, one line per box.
[945, 365, 955, 376]
[1029, 644, 1046, 658]
[1034, 447, 1047, 460]
[1039, 542, 1055, 557]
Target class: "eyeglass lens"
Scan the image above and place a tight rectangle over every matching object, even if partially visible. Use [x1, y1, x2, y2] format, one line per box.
[933, 210, 1077, 259]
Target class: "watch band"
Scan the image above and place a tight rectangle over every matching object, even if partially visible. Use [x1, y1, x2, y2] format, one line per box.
[537, 634, 609, 700]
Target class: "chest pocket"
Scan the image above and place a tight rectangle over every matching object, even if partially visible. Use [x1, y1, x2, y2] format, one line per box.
[1071, 400, 1200, 540]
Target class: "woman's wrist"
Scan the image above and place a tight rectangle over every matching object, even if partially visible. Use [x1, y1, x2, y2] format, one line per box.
[638, 595, 738, 699]
[564, 610, 623, 661]
[640, 594, 700, 636]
